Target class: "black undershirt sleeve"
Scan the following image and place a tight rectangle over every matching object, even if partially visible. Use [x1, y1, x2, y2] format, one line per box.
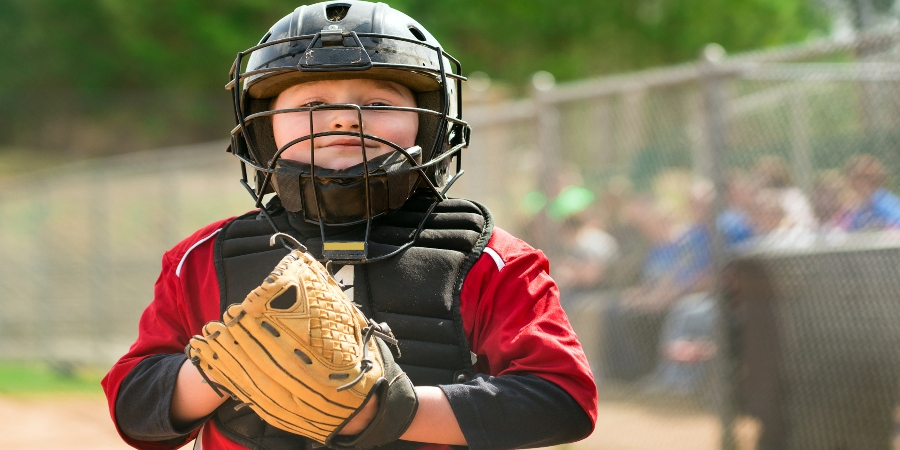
[438, 374, 593, 450]
[117, 356, 591, 448]
[115, 353, 210, 443]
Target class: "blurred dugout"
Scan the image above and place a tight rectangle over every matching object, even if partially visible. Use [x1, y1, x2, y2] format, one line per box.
[4, 26, 900, 450]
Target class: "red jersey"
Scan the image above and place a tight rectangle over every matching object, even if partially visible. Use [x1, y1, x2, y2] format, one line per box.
[102, 216, 598, 449]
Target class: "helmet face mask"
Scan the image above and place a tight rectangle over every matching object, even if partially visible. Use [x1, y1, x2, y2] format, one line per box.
[228, 1, 470, 241]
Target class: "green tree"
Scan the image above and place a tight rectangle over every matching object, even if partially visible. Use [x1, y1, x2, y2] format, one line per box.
[0, 0, 829, 153]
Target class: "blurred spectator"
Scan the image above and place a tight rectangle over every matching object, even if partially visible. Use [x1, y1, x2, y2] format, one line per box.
[602, 194, 710, 383]
[744, 187, 816, 249]
[640, 180, 719, 401]
[750, 189, 787, 234]
[842, 153, 900, 231]
[811, 170, 854, 234]
[555, 209, 619, 307]
[752, 155, 818, 232]
[619, 199, 690, 313]
[718, 171, 759, 247]
[600, 176, 652, 290]
[600, 197, 677, 381]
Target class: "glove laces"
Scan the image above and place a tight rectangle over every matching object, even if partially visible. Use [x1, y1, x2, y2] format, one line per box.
[337, 319, 400, 391]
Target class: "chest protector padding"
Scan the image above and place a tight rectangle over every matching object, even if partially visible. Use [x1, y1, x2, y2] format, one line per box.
[211, 196, 493, 450]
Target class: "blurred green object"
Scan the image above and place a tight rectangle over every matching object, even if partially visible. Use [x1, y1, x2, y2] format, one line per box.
[521, 190, 548, 216]
[548, 185, 595, 220]
[521, 185, 595, 220]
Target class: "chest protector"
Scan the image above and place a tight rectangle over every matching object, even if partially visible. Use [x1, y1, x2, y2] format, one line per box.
[209, 196, 493, 450]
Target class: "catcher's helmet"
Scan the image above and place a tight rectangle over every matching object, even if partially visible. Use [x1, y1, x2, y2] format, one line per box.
[228, 1, 470, 261]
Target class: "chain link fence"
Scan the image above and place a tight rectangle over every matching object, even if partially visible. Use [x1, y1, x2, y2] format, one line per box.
[0, 143, 248, 365]
[3, 28, 900, 449]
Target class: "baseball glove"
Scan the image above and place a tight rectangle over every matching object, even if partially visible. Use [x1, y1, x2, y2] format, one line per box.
[186, 233, 418, 449]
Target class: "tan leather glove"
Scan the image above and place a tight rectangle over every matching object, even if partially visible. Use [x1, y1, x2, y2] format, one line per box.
[186, 233, 417, 448]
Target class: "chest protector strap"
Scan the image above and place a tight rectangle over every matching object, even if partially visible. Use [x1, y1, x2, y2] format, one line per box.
[210, 196, 493, 449]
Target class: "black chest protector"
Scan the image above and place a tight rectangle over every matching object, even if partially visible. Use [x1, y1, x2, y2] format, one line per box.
[209, 196, 493, 450]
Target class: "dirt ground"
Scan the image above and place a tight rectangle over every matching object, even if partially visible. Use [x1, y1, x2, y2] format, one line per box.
[0, 395, 751, 450]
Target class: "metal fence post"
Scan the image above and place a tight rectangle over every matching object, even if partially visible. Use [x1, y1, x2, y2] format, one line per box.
[533, 71, 563, 257]
[33, 191, 51, 361]
[160, 152, 182, 249]
[89, 165, 110, 363]
[0, 194, 8, 357]
[699, 43, 737, 450]
[789, 88, 814, 197]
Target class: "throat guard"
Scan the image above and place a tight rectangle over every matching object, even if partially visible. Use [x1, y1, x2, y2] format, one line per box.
[272, 147, 422, 224]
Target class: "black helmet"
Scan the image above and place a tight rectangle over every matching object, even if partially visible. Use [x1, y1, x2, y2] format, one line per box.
[227, 1, 470, 261]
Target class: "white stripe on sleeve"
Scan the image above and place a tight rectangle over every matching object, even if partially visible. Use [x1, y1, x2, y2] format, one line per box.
[176, 229, 222, 277]
[483, 247, 505, 271]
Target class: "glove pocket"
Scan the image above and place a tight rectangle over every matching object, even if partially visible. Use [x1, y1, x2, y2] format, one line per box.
[226, 311, 371, 410]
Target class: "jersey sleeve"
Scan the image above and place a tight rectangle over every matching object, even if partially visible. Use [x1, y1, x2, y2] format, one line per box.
[440, 227, 599, 449]
[101, 219, 231, 449]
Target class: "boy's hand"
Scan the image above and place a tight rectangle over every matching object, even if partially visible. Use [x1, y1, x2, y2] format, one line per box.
[185, 233, 417, 448]
[338, 392, 379, 435]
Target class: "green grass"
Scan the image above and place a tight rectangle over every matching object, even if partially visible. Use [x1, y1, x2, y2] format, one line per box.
[0, 361, 106, 396]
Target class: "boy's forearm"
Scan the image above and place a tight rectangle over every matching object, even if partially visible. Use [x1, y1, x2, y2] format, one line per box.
[113, 353, 207, 443]
[172, 366, 467, 445]
[172, 365, 466, 445]
[439, 374, 593, 450]
[170, 358, 228, 428]
[400, 386, 467, 445]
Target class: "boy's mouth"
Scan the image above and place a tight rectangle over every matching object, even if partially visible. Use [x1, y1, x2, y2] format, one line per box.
[315, 137, 378, 150]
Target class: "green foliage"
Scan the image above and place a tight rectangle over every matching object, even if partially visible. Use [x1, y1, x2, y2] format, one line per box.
[1, 0, 828, 91]
[355, 0, 827, 85]
[0, 0, 829, 152]
[0, 0, 297, 91]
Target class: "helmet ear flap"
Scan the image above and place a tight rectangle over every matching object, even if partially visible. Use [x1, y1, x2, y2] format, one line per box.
[233, 96, 279, 198]
[251, 121, 278, 197]
[413, 90, 443, 158]
[229, 131, 276, 197]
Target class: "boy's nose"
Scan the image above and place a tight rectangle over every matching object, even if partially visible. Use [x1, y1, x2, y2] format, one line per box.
[322, 108, 361, 130]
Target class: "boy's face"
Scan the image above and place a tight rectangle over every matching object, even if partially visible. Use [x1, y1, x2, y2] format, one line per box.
[271, 79, 419, 170]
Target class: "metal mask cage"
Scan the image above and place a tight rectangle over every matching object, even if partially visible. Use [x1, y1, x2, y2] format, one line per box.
[225, 29, 470, 264]
[235, 104, 467, 188]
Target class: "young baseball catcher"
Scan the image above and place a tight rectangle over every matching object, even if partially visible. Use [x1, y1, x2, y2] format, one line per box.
[102, 2, 598, 449]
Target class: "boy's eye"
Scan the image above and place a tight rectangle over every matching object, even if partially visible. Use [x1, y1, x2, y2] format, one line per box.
[302, 101, 325, 108]
[366, 101, 390, 107]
